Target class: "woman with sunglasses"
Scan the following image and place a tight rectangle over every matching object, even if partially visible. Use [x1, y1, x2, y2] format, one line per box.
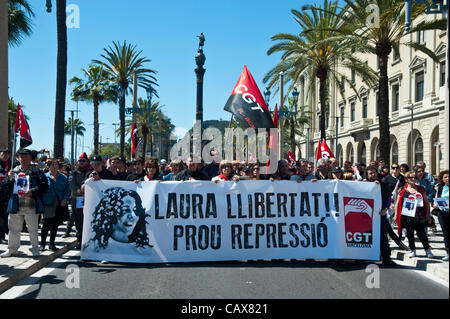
[144, 162, 161, 181]
[212, 160, 240, 182]
[394, 171, 433, 258]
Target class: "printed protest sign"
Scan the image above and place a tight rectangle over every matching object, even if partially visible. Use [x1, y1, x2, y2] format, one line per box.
[81, 179, 381, 263]
[401, 195, 417, 217]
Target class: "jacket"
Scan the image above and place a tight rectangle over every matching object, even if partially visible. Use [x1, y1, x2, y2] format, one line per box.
[43, 172, 71, 205]
[7, 165, 48, 214]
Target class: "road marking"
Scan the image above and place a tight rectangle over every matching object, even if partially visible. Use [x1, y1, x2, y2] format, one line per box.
[0, 250, 81, 299]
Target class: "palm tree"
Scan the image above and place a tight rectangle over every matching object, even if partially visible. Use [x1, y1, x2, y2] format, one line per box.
[124, 98, 162, 158]
[7, 0, 34, 47]
[69, 65, 117, 154]
[264, 0, 378, 141]
[64, 118, 85, 136]
[92, 40, 158, 158]
[45, 0, 68, 159]
[309, 0, 446, 165]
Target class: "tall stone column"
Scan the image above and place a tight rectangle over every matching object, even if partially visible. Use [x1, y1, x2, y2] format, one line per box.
[0, 0, 8, 148]
[194, 33, 205, 161]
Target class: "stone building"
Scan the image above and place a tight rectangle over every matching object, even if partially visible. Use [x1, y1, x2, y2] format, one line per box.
[296, 12, 448, 177]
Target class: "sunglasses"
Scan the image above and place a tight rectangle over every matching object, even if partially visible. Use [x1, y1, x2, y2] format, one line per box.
[416, 170, 424, 173]
[223, 165, 232, 169]
[391, 166, 399, 169]
[408, 176, 416, 180]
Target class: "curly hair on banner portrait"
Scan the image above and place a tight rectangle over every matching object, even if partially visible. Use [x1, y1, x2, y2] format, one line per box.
[88, 187, 152, 251]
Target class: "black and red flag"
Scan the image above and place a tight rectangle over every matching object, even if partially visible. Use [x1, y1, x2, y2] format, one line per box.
[131, 122, 139, 159]
[224, 65, 275, 129]
[14, 104, 32, 148]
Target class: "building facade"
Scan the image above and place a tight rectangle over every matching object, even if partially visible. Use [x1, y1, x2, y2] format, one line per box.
[296, 12, 448, 177]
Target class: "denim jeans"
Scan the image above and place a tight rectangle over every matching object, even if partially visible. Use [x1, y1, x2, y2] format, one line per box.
[437, 210, 449, 253]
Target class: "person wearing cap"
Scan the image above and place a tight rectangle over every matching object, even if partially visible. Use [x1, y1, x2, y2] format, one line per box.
[1, 149, 48, 257]
[89, 155, 114, 180]
[331, 167, 343, 180]
[159, 159, 170, 177]
[67, 152, 92, 245]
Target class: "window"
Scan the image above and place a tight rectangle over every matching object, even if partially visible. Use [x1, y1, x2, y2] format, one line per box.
[392, 84, 400, 112]
[340, 107, 344, 127]
[391, 141, 398, 165]
[375, 92, 379, 116]
[440, 61, 446, 87]
[415, 71, 424, 102]
[360, 144, 367, 165]
[417, 30, 425, 44]
[348, 145, 354, 163]
[375, 143, 381, 161]
[393, 49, 400, 62]
[362, 97, 368, 118]
[350, 102, 356, 122]
[414, 137, 423, 164]
[351, 70, 356, 84]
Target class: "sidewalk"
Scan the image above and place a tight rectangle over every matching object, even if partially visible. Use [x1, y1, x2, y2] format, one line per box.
[389, 216, 449, 283]
[0, 223, 78, 294]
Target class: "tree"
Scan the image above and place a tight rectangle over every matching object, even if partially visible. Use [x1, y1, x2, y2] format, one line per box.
[7, 0, 34, 47]
[264, 0, 378, 141]
[124, 98, 162, 159]
[45, 0, 68, 159]
[309, 0, 446, 165]
[69, 65, 117, 154]
[64, 118, 85, 136]
[92, 41, 158, 158]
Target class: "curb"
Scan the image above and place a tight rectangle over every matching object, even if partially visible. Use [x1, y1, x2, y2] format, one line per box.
[391, 250, 449, 283]
[0, 239, 78, 295]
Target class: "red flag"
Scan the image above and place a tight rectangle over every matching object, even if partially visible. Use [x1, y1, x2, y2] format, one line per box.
[273, 104, 278, 128]
[224, 65, 275, 129]
[14, 104, 32, 148]
[316, 139, 335, 160]
[287, 151, 296, 166]
[131, 122, 138, 158]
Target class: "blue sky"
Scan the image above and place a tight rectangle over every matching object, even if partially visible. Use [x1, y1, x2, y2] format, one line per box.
[9, 0, 309, 158]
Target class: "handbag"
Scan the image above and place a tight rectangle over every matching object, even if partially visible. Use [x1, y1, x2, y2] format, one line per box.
[55, 201, 70, 223]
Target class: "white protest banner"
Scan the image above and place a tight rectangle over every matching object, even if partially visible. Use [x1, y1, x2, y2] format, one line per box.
[81, 179, 381, 263]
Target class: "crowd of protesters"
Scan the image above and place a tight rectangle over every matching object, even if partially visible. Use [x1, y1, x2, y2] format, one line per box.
[0, 146, 448, 264]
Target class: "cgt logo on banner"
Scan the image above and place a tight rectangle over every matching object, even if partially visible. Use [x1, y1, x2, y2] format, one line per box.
[81, 179, 381, 263]
[344, 198, 374, 248]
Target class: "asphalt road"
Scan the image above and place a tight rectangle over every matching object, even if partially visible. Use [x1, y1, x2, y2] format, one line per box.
[1, 250, 448, 301]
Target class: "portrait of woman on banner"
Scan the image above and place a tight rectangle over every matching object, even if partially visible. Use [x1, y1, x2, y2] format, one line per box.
[83, 187, 152, 254]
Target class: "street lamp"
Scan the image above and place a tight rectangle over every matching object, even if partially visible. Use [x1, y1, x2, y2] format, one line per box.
[45, 0, 52, 12]
[264, 87, 271, 108]
[292, 87, 299, 115]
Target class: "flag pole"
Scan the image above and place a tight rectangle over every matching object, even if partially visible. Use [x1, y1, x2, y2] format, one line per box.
[11, 131, 17, 169]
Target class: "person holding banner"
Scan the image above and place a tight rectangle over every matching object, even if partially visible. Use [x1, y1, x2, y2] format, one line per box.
[433, 170, 449, 261]
[1, 149, 48, 258]
[212, 160, 240, 182]
[144, 161, 162, 181]
[175, 155, 209, 181]
[394, 171, 433, 258]
[364, 166, 396, 267]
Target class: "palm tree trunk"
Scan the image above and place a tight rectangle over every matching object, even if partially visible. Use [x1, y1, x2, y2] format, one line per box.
[318, 75, 327, 141]
[93, 94, 99, 154]
[53, 0, 67, 158]
[377, 43, 392, 166]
